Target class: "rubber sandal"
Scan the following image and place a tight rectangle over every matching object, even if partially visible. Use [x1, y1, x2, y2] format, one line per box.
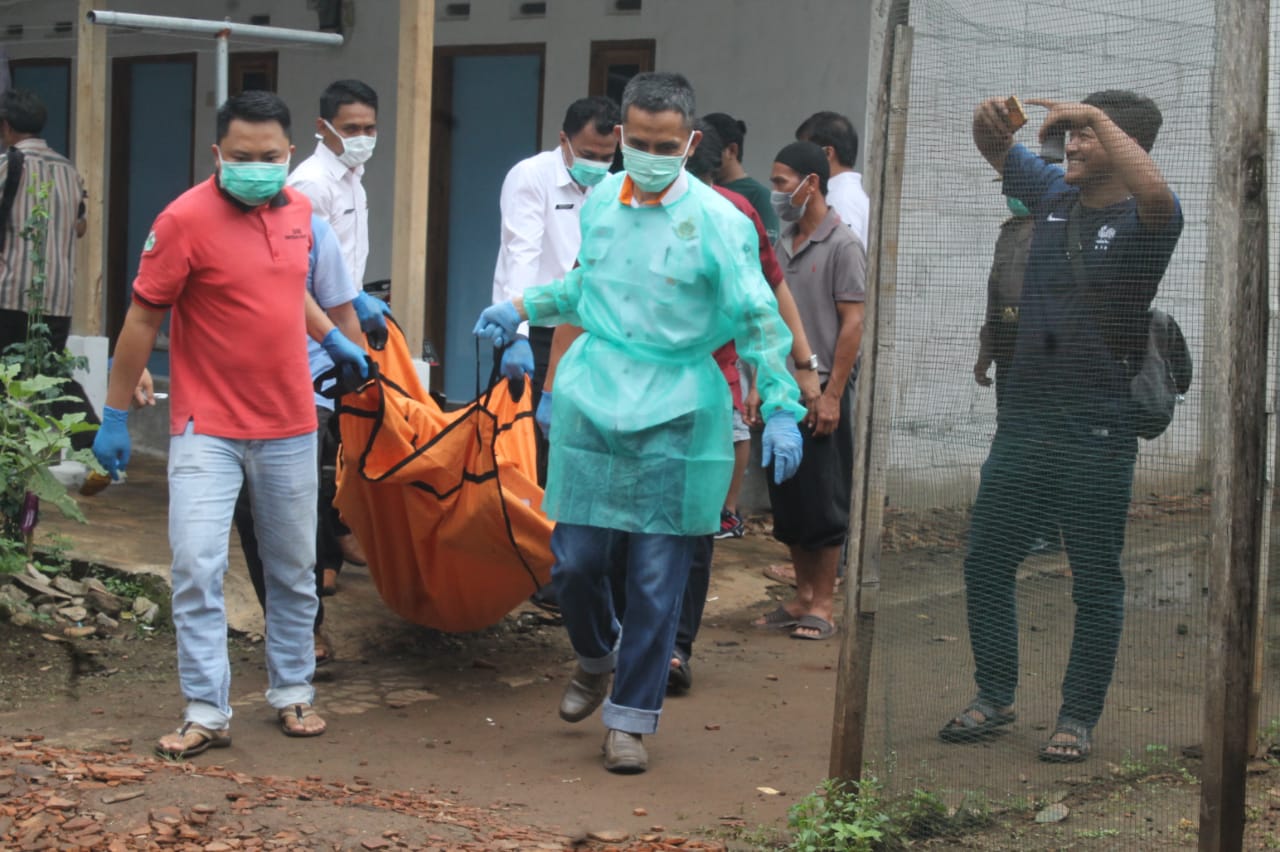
[939, 697, 1016, 743]
[279, 703, 327, 738]
[753, 605, 800, 630]
[314, 630, 334, 667]
[789, 614, 837, 641]
[667, 653, 692, 694]
[1038, 720, 1092, 763]
[155, 721, 231, 760]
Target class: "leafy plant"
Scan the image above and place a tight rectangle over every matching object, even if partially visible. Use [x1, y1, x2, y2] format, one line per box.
[893, 788, 950, 840]
[787, 777, 891, 852]
[0, 181, 100, 573]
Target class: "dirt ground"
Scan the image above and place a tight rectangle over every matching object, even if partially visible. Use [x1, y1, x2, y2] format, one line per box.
[4, 458, 1280, 850]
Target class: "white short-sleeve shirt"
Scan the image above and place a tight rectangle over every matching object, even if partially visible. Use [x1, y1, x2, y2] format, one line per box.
[826, 170, 870, 249]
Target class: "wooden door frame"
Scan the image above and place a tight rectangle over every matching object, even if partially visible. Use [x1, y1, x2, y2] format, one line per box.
[228, 51, 279, 95]
[106, 53, 197, 344]
[426, 43, 544, 389]
[587, 39, 656, 101]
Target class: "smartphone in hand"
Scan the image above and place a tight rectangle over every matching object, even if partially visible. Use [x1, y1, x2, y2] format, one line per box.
[1004, 95, 1028, 130]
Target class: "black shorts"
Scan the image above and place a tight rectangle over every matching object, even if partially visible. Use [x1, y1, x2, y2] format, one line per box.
[767, 379, 855, 550]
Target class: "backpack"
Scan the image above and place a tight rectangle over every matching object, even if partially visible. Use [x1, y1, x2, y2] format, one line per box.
[1129, 308, 1193, 440]
[1065, 202, 1192, 440]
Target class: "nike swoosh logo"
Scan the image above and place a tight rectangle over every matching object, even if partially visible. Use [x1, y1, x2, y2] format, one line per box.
[1047, 214, 1067, 222]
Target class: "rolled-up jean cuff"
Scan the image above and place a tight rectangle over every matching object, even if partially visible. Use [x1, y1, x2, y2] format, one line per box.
[184, 699, 231, 731]
[601, 699, 660, 735]
[577, 648, 617, 676]
[266, 684, 316, 710]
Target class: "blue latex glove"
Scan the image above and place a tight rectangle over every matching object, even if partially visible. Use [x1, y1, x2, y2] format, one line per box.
[92, 405, 131, 480]
[321, 328, 372, 388]
[535, 390, 553, 439]
[352, 292, 391, 351]
[500, 337, 535, 382]
[761, 411, 803, 484]
[472, 301, 522, 348]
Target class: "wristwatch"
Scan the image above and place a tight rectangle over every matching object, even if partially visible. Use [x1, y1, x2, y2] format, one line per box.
[796, 354, 820, 371]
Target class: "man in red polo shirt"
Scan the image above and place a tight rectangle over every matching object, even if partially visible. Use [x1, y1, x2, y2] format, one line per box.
[92, 91, 371, 760]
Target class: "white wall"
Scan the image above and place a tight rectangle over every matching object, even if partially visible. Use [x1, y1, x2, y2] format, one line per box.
[882, 0, 1225, 507]
[1, 0, 872, 286]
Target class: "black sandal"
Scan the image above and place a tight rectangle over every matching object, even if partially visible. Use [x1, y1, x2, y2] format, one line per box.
[939, 697, 1016, 743]
[667, 651, 693, 694]
[1039, 720, 1092, 763]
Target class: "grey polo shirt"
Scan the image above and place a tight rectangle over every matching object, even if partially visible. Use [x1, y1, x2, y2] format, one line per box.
[775, 207, 867, 379]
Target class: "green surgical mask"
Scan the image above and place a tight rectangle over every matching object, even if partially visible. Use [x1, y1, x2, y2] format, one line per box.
[1006, 196, 1030, 217]
[217, 147, 289, 206]
[567, 144, 611, 188]
[621, 130, 693, 193]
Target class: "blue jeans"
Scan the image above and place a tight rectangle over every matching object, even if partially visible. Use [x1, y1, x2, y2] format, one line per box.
[551, 523, 696, 735]
[168, 422, 319, 730]
[963, 423, 1137, 729]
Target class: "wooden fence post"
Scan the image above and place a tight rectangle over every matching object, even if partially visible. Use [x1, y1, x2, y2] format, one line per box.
[1199, 0, 1270, 847]
[829, 2, 912, 783]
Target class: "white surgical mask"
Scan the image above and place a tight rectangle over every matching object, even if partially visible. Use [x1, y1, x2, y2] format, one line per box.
[322, 119, 376, 168]
[770, 180, 811, 223]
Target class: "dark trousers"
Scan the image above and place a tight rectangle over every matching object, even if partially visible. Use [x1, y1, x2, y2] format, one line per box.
[0, 308, 99, 449]
[233, 406, 343, 629]
[768, 379, 855, 550]
[529, 326, 554, 488]
[963, 423, 1137, 728]
[674, 535, 715, 662]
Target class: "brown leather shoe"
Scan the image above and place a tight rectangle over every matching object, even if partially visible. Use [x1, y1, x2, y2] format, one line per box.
[602, 729, 647, 773]
[337, 534, 367, 567]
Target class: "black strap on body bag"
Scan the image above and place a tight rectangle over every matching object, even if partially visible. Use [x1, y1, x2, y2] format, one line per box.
[0, 147, 25, 254]
[1064, 201, 1191, 440]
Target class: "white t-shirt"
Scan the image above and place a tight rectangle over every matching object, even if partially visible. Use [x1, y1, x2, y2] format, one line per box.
[826, 170, 870, 249]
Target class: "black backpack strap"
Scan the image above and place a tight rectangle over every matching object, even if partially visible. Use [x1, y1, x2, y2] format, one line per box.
[0, 146, 25, 254]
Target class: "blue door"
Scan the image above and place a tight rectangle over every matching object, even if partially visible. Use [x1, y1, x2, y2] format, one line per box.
[441, 52, 542, 402]
[10, 62, 70, 156]
[107, 57, 194, 373]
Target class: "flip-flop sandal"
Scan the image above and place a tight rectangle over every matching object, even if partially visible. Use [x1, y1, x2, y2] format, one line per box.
[1038, 720, 1092, 763]
[314, 631, 334, 667]
[753, 605, 800, 630]
[667, 653, 693, 694]
[790, 614, 837, 640]
[279, 703, 327, 738]
[155, 721, 231, 760]
[938, 697, 1016, 743]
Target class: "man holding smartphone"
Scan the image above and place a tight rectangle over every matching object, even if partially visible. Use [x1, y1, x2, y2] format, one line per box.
[940, 91, 1183, 763]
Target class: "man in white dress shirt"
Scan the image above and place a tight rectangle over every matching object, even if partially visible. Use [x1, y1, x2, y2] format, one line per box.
[288, 79, 383, 577]
[796, 111, 869, 249]
[491, 96, 619, 486]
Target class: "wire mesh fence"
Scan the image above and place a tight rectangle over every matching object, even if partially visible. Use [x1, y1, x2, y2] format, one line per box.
[850, 0, 1262, 842]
